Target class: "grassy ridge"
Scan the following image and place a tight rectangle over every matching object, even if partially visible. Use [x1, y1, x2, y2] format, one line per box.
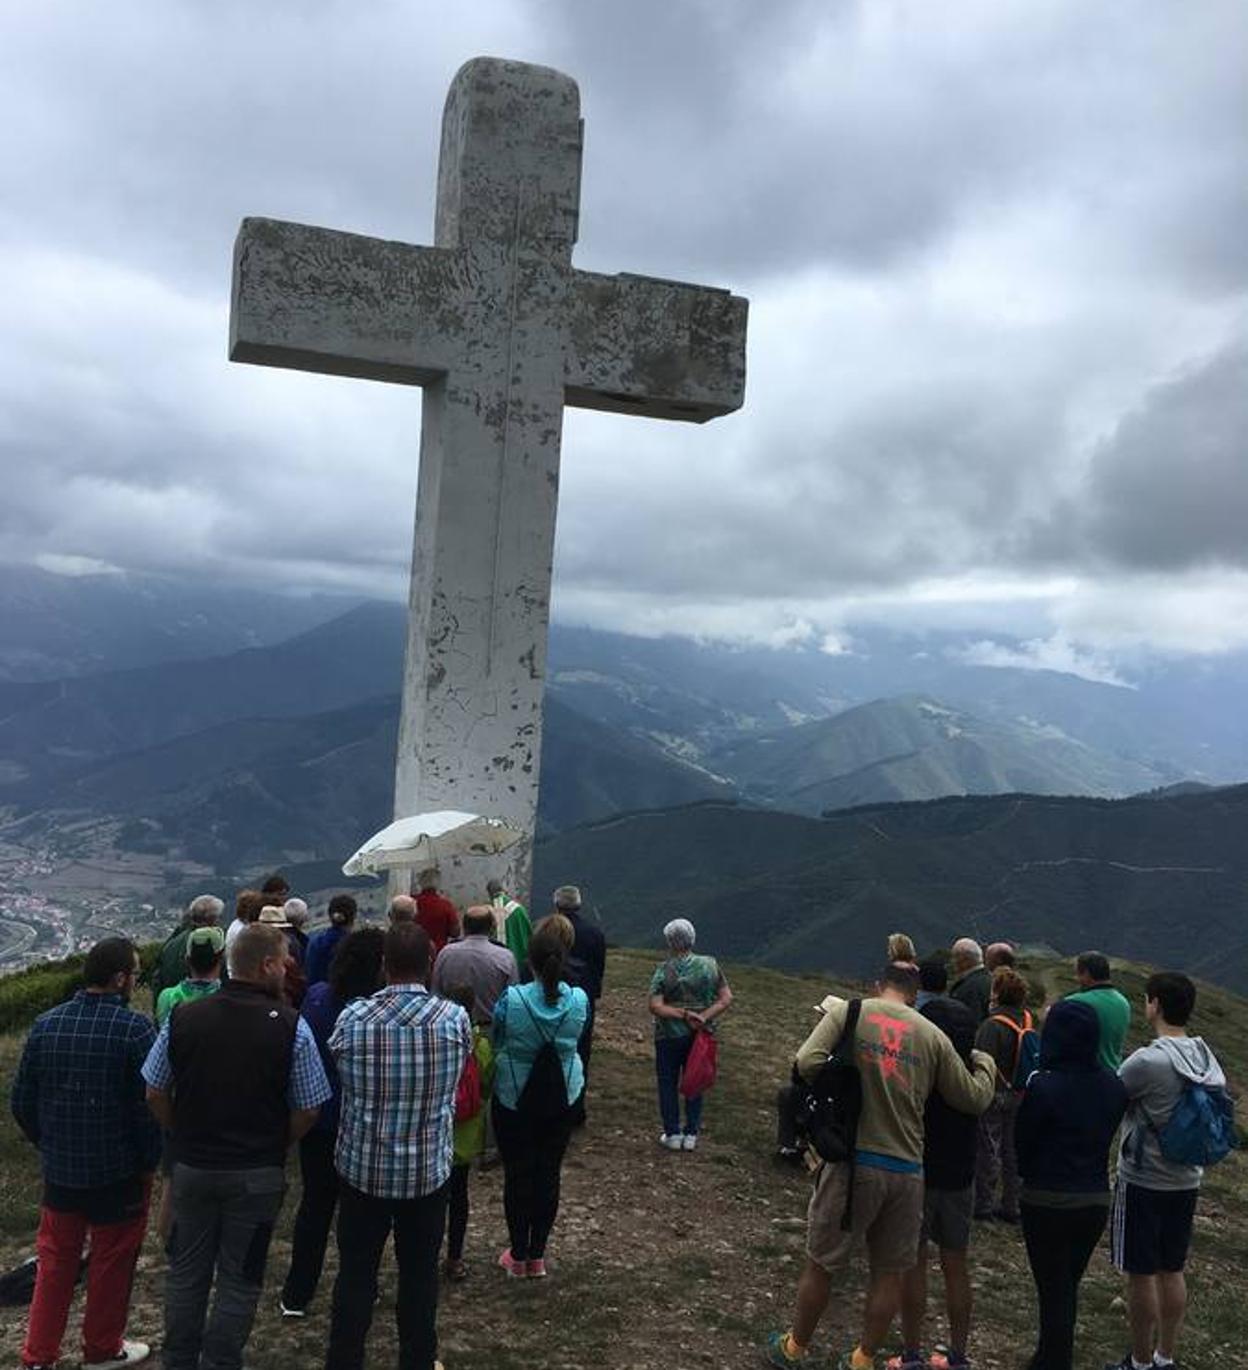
[0, 949, 1241, 1368]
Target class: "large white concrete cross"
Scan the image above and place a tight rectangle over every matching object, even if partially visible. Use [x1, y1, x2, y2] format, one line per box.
[229, 57, 747, 903]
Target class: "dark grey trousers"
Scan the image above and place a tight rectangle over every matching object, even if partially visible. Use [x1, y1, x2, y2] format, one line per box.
[163, 1163, 286, 1370]
[974, 1089, 1021, 1219]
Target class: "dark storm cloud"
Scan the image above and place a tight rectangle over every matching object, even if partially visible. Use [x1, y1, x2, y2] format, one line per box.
[1, 0, 1246, 652]
[1077, 339, 1248, 570]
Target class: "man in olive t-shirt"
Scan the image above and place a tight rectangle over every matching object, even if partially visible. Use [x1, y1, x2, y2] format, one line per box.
[1065, 951, 1131, 1071]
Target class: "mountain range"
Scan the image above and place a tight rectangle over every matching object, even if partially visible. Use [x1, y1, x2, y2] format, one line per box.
[3, 578, 1248, 862]
[533, 785, 1248, 993]
[1, 573, 1246, 987]
[0, 564, 350, 682]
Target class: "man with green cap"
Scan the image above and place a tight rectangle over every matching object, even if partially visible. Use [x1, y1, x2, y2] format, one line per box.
[155, 927, 226, 1026]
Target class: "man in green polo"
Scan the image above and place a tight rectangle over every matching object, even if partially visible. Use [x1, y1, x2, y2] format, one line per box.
[1065, 950, 1132, 1070]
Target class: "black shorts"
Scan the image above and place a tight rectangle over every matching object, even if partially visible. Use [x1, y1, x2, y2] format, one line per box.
[921, 1185, 973, 1253]
[1111, 1181, 1198, 1275]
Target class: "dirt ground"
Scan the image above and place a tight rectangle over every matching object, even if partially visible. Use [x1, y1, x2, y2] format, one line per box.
[0, 949, 1243, 1368]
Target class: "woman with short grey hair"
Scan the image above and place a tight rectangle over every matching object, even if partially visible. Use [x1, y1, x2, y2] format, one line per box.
[648, 918, 733, 1151]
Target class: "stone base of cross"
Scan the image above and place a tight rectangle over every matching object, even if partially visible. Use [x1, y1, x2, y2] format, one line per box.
[230, 57, 747, 912]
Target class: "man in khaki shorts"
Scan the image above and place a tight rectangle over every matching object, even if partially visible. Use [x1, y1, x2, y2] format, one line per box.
[765, 964, 996, 1370]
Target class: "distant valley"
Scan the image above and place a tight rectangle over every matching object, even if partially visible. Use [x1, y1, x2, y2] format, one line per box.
[1, 572, 1247, 979]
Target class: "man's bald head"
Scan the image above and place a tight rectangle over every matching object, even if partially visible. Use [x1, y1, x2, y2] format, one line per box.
[389, 895, 417, 924]
[463, 906, 496, 937]
[985, 941, 1016, 971]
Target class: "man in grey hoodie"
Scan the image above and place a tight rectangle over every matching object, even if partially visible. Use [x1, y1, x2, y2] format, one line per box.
[1106, 972, 1227, 1370]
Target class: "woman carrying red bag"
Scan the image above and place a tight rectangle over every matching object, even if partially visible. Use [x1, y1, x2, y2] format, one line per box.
[648, 918, 734, 1152]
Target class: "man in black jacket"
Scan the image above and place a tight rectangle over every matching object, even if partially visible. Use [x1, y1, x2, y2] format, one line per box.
[892, 995, 981, 1370]
[553, 885, 605, 1125]
[949, 938, 992, 1023]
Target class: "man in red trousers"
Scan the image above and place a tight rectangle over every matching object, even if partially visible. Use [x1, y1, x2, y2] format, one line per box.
[10, 937, 160, 1370]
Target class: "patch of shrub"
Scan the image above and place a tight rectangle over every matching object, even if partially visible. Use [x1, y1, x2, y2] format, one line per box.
[0, 957, 85, 1034]
[0, 943, 162, 1035]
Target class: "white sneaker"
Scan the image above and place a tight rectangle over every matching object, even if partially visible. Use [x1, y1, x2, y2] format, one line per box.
[659, 1133, 684, 1150]
[86, 1341, 151, 1369]
[682, 1133, 698, 1151]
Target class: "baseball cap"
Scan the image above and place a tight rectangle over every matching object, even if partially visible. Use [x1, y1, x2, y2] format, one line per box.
[187, 926, 226, 955]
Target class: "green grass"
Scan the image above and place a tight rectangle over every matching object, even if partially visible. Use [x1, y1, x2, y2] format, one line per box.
[0, 948, 1242, 1368]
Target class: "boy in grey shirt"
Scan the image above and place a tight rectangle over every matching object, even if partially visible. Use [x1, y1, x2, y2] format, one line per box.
[1106, 972, 1227, 1370]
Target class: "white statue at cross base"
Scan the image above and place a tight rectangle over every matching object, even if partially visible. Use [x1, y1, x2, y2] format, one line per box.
[229, 57, 748, 910]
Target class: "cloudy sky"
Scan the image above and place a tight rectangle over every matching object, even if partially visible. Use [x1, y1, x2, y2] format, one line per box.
[2, 0, 1246, 670]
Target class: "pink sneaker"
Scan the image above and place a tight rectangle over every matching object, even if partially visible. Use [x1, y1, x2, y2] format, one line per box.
[526, 1258, 548, 1278]
[497, 1247, 526, 1278]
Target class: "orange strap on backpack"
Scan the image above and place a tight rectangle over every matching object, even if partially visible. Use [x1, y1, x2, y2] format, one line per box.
[989, 1008, 1034, 1086]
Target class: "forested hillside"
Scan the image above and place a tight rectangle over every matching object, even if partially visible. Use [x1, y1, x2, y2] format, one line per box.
[534, 785, 1248, 991]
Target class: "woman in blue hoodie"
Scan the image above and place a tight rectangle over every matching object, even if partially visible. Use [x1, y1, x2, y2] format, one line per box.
[1015, 999, 1128, 1370]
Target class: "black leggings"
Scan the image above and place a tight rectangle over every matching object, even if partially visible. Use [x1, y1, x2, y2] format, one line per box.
[446, 1164, 469, 1262]
[1021, 1201, 1109, 1370]
[491, 1101, 574, 1262]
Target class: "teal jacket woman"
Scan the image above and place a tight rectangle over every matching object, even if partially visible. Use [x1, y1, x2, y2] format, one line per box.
[490, 921, 589, 1278]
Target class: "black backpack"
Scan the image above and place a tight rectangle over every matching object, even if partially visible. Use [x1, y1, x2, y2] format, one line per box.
[515, 994, 573, 1121]
[795, 998, 863, 1166]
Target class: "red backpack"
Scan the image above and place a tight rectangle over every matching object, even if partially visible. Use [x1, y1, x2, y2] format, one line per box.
[455, 1049, 483, 1123]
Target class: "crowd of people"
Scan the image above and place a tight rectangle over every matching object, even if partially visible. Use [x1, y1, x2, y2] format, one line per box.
[766, 936, 1234, 1370]
[5, 878, 1237, 1370]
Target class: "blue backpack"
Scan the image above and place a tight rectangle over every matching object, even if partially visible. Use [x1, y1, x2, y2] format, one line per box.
[1148, 1082, 1238, 1168]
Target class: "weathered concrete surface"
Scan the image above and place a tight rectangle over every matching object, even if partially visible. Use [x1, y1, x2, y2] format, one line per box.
[229, 57, 748, 907]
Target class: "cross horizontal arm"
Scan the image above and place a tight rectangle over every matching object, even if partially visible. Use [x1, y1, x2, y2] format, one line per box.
[564, 270, 748, 423]
[230, 218, 462, 385]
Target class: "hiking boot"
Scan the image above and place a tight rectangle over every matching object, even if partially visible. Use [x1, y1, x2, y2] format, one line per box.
[681, 1133, 698, 1151]
[497, 1247, 526, 1278]
[526, 1258, 548, 1278]
[85, 1342, 151, 1369]
[443, 1257, 468, 1282]
[659, 1133, 684, 1151]
[762, 1331, 806, 1366]
[776, 1146, 805, 1167]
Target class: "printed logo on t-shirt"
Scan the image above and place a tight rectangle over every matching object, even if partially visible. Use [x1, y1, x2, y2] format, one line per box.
[863, 1013, 920, 1085]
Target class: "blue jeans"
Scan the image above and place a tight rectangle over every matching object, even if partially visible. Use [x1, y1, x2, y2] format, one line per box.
[655, 1034, 704, 1136]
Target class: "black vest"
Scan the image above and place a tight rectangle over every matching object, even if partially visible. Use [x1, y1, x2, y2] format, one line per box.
[168, 979, 297, 1169]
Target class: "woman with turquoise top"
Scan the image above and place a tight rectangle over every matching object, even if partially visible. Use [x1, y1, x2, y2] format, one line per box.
[649, 917, 734, 1151]
[491, 917, 588, 1279]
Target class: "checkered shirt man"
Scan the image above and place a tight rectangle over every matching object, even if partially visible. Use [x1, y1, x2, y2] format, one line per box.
[330, 983, 471, 1199]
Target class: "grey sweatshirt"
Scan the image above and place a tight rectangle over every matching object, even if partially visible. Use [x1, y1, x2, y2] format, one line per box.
[1117, 1035, 1226, 1191]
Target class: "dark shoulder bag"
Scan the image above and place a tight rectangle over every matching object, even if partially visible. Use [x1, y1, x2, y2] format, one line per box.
[794, 998, 863, 1230]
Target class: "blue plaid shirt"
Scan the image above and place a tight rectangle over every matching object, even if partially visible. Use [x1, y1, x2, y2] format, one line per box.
[330, 984, 471, 1199]
[10, 991, 161, 1189]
